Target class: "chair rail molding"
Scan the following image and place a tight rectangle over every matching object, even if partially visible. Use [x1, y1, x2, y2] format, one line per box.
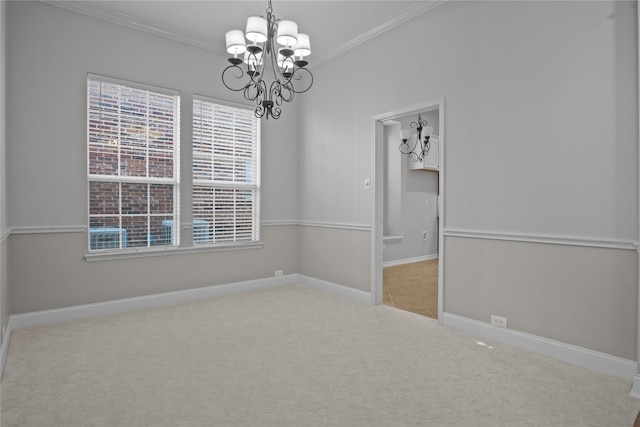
[444, 228, 638, 251]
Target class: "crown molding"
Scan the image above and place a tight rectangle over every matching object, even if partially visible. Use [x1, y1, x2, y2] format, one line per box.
[309, 1, 448, 67]
[41, 0, 228, 56]
[41, 1, 447, 68]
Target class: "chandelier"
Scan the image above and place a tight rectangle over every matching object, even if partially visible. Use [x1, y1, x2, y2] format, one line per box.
[222, 0, 313, 120]
[399, 114, 434, 162]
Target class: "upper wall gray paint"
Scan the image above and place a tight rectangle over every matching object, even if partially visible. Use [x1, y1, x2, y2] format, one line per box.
[299, 0, 638, 242]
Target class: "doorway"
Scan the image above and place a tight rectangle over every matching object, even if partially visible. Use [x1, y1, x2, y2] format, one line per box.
[371, 99, 445, 323]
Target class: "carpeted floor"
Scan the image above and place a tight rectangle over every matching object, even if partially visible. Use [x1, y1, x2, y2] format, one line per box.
[2, 284, 640, 426]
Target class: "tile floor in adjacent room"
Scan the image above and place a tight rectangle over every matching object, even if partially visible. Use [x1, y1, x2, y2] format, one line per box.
[383, 259, 438, 319]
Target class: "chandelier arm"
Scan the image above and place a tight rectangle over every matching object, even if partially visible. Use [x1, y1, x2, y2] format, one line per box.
[271, 82, 282, 106]
[221, 65, 250, 92]
[421, 139, 431, 159]
[254, 100, 281, 120]
[290, 68, 313, 94]
[255, 105, 266, 118]
[243, 79, 267, 104]
[273, 81, 294, 105]
[399, 137, 421, 157]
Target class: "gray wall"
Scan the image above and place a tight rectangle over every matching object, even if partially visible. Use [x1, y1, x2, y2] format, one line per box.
[1, 0, 7, 342]
[9, 227, 298, 314]
[5, 1, 299, 313]
[298, 0, 638, 359]
[445, 237, 638, 360]
[0, 2, 9, 343]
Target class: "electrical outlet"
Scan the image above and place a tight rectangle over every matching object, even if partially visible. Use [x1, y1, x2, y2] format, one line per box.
[422, 231, 428, 241]
[275, 270, 283, 277]
[491, 315, 507, 328]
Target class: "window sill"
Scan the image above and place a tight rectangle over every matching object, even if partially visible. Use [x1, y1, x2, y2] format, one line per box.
[84, 242, 264, 262]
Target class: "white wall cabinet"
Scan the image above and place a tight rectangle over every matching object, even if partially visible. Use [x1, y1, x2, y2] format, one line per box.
[409, 135, 439, 171]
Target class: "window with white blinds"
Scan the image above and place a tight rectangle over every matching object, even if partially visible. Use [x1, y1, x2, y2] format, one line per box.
[192, 97, 261, 245]
[87, 75, 180, 251]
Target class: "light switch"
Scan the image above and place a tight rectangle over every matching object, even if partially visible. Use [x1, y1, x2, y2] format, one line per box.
[364, 178, 370, 190]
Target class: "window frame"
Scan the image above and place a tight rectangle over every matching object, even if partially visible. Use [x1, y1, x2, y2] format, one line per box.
[84, 77, 264, 262]
[86, 74, 181, 255]
[192, 94, 262, 248]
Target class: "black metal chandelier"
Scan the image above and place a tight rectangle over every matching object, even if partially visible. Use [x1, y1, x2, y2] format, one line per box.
[399, 113, 434, 162]
[222, 0, 313, 120]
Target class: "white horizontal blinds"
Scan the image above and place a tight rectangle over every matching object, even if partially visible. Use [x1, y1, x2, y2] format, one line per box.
[88, 77, 180, 251]
[193, 98, 261, 245]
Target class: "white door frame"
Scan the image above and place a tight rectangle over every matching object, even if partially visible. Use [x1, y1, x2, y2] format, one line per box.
[371, 98, 445, 323]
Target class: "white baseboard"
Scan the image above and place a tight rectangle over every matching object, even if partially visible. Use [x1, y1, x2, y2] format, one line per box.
[0, 318, 12, 377]
[630, 374, 640, 399]
[297, 274, 372, 304]
[1, 274, 372, 378]
[442, 313, 637, 384]
[383, 254, 438, 268]
[9, 274, 298, 331]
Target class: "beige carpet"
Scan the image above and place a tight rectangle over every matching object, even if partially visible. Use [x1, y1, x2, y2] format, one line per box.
[2, 284, 640, 427]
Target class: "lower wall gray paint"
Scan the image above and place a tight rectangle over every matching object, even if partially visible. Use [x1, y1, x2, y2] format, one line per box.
[298, 226, 371, 293]
[9, 226, 298, 314]
[444, 236, 638, 360]
[1, 238, 7, 342]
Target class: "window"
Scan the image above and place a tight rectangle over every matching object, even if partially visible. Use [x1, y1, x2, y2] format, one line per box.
[87, 75, 180, 251]
[192, 97, 261, 245]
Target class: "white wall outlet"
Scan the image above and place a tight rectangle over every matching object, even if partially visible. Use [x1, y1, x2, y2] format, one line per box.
[275, 270, 283, 277]
[491, 315, 508, 328]
[422, 231, 428, 241]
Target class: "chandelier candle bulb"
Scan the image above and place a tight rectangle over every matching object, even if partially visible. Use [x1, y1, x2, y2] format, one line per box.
[244, 51, 263, 67]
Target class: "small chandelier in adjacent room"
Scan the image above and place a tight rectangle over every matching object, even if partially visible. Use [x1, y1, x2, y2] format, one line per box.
[399, 113, 434, 162]
[222, 0, 313, 120]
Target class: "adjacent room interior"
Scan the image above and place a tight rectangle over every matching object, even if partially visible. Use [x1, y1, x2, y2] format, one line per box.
[382, 107, 441, 319]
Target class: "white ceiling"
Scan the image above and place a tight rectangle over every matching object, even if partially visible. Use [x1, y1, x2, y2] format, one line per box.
[46, 0, 446, 66]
